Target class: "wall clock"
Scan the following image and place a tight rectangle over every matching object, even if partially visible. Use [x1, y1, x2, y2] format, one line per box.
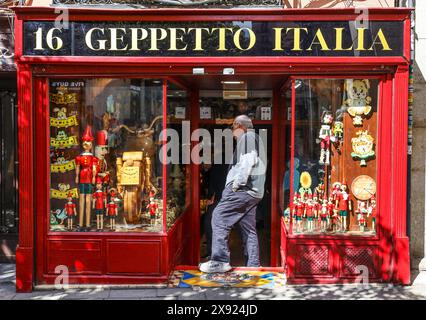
[351, 175, 377, 201]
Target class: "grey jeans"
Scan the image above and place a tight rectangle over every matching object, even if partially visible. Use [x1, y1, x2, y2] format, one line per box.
[211, 184, 261, 267]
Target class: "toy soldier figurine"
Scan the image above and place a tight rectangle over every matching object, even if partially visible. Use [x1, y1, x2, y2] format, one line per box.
[75, 126, 98, 231]
[318, 111, 336, 166]
[93, 178, 107, 231]
[65, 192, 77, 230]
[146, 190, 159, 226]
[107, 189, 119, 231]
[368, 196, 377, 232]
[336, 181, 352, 232]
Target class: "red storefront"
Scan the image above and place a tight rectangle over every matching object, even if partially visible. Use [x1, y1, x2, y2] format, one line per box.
[13, 6, 412, 292]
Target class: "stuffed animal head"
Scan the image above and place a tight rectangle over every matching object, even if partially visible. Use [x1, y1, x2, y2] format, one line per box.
[58, 183, 70, 192]
[345, 79, 370, 102]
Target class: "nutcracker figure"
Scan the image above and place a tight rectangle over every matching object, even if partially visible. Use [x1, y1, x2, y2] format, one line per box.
[336, 182, 352, 232]
[92, 178, 107, 231]
[75, 126, 98, 231]
[95, 129, 110, 190]
[368, 196, 377, 232]
[65, 192, 77, 230]
[147, 190, 159, 226]
[318, 111, 337, 166]
[304, 195, 315, 232]
[107, 189, 119, 231]
[320, 197, 329, 232]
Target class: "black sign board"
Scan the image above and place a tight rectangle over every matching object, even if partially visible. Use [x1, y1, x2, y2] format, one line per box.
[23, 21, 404, 57]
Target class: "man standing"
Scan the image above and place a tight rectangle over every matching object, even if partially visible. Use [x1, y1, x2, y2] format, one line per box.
[199, 115, 266, 273]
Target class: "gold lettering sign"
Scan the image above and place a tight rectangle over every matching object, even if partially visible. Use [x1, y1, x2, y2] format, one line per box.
[50, 187, 79, 199]
[50, 93, 78, 105]
[120, 167, 141, 185]
[51, 160, 76, 173]
[50, 115, 78, 128]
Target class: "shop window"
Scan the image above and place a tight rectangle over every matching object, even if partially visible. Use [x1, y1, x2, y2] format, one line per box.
[165, 81, 191, 230]
[283, 79, 378, 236]
[49, 78, 165, 232]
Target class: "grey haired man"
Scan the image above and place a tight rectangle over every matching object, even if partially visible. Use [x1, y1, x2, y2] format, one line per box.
[199, 115, 267, 273]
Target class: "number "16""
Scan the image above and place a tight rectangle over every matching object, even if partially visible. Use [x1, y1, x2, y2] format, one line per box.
[34, 27, 64, 51]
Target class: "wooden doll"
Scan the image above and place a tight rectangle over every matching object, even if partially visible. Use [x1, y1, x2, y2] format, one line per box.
[107, 189, 119, 231]
[331, 182, 342, 201]
[146, 190, 159, 226]
[320, 197, 329, 232]
[312, 192, 320, 231]
[65, 192, 77, 230]
[75, 126, 98, 230]
[368, 196, 377, 232]
[304, 194, 315, 232]
[295, 194, 305, 233]
[336, 182, 352, 232]
[318, 111, 336, 166]
[92, 178, 107, 231]
[356, 201, 368, 232]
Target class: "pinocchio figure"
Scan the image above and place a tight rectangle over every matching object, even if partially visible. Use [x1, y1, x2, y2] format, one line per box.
[336, 181, 352, 232]
[304, 194, 315, 232]
[147, 190, 158, 226]
[65, 192, 77, 230]
[93, 177, 107, 231]
[320, 197, 329, 232]
[75, 126, 98, 230]
[107, 189, 119, 231]
[368, 196, 377, 232]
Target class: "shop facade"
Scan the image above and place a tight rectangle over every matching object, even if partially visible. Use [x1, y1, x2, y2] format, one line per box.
[13, 6, 411, 292]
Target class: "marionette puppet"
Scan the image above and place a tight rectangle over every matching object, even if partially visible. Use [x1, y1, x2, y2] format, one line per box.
[318, 111, 337, 166]
[147, 190, 159, 226]
[92, 178, 107, 231]
[295, 194, 305, 233]
[368, 196, 377, 232]
[320, 197, 329, 232]
[75, 126, 98, 231]
[304, 195, 315, 232]
[336, 182, 352, 232]
[312, 192, 320, 231]
[331, 182, 342, 201]
[107, 189, 119, 231]
[65, 192, 77, 230]
[356, 201, 369, 232]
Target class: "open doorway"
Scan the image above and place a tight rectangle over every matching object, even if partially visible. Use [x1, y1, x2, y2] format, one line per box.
[178, 75, 285, 267]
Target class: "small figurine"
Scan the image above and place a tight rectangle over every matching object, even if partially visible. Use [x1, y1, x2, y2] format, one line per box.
[146, 190, 159, 226]
[304, 195, 315, 232]
[292, 194, 304, 233]
[312, 192, 320, 231]
[318, 111, 336, 166]
[107, 189, 119, 231]
[332, 121, 344, 142]
[336, 182, 352, 232]
[367, 196, 377, 232]
[331, 182, 342, 201]
[92, 178, 107, 231]
[356, 201, 369, 232]
[320, 197, 329, 232]
[64, 192, 77, 230]
[75, 126, 98, 231]
[95, 130, 110, 189]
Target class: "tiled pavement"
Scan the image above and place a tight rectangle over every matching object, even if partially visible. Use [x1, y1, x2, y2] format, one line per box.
[1, 264, 426, 300]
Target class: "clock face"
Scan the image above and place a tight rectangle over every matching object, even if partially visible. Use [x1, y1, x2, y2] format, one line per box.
[351, 175, 377, 201]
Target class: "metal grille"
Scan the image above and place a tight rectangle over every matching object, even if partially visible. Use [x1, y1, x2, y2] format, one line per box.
[52, 0, 283, 7]
[297, 246, 330, 275]
[342, 247, 376, 277]
[0, 90, 18, 234]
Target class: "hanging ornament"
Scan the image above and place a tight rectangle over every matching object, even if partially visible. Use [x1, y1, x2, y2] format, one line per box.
[50, 130, 79, 149]
[343, 79, 373, 126]
[351, 130, 375, 167]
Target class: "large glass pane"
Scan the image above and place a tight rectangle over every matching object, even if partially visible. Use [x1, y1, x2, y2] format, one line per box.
[287, 78, 379, 235]
[49, 78, 164, 232]
[165, 81, 190, 230]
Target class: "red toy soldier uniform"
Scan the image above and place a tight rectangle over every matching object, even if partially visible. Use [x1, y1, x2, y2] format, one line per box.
[95, 129, 110, 188]
[93, 177, 107, 231]
[65, 192, 77, 230]
[75, 126, 98, 231]
[107, 189, 118, 231]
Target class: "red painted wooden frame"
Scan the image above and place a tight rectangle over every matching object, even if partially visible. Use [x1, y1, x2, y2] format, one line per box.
[14, 7, 411, 292]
